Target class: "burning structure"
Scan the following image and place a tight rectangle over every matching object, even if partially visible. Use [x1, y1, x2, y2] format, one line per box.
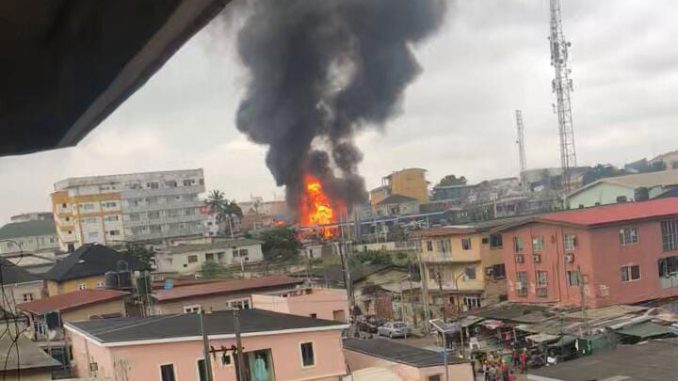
[234, 0, 446, 236]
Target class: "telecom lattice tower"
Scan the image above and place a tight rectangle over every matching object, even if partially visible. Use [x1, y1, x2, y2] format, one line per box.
[515, 110, 527, 181]
[549, 0, 577, 192]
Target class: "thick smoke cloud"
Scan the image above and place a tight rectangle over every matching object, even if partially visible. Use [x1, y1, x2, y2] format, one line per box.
[235, 0, 446, 215]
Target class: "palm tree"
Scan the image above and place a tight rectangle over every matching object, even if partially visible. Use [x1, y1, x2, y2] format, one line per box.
[205, 190, 243, 237]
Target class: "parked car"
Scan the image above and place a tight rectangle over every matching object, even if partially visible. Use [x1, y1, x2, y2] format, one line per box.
[377, 321, 410, 338]
[356, 315, 385, 333]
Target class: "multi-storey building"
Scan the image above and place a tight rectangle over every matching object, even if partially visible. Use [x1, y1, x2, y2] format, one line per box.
[497, 198, 678, 308]
[51, 169, 206, 250]
[370, 168, 429, 205]
[413, 219, 518, 316]
[0, 213, 58, 254]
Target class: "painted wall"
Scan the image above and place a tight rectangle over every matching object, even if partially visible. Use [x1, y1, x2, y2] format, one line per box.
[2, 281, 44, 312]
[0, 368, 53, 381]
[252, 289, 349, 321]
[343, 349, 473, 381]
[154, 243, 264, 276]
[568, 183, 633, 208]
[47, 275, 107, 296]
[388, 168, 429, 204]
[68, 328, 347, 381]
[61, 298, 126, 322]
[153, 293, 254, 315]
[501, 219, 678, 308]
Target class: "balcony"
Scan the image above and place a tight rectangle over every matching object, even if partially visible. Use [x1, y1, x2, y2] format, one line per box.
[120, 185, 205, 198]
[421, 251, 480, 263]
[123, 200, 204, 213]
[124, 213, 205, 227]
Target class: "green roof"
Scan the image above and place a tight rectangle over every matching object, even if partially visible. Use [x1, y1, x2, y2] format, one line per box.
[616, 322, 673, 339]
[0, 219, 56, 240]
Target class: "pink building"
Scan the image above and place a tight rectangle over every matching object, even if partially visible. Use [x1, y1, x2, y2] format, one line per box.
[343, 339, 474, 381]
[252, 288, 349, 322]
[65, 309, 348, 381]
[498, 198, 678, 308]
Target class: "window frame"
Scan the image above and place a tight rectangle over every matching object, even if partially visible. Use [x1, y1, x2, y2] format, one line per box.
[159, 363, 177, 381]
[197, 358, 208, 381]
[461, 238, 472, 251]
[618, 227, 639, 246]
[428, 375, 442, 381]
[566, 271, 581, 287]
[184, 305, 201, 313]
[564, 234, 577, 251]
[532, 236, 545, 252]
[620, 265, 641, 282]
[426, 241, 433, 252]
[78, 283, 87, 290]
[515, 271, 528, 296]
[299, 341, 316, 368]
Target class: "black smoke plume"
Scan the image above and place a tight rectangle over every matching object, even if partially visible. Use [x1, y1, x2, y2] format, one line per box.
[235, 0, 446, 217]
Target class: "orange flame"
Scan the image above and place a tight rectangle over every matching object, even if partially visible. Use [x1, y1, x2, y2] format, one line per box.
[300, 174, 344, 238]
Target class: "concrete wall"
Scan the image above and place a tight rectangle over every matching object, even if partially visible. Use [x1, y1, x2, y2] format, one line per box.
[154, 243, 264, 276]
[2, 281, 44, 312]
[388, 169, 429, 204]
[568, 183, 634, 208]
[153, 293, 254, 315]
[68, 327, 347, 381]
[252, 289, 349, 322]
[0, 368, 54, 381]
[343, 349, 473, 381]
[47, 275, 107, 296]
[61, 298, 126, 322]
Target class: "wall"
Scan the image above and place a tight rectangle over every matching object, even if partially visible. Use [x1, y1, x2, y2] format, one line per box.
[0, 234, 58, 255]
[153, 293, 254, 315]
[568, 183, 633, 208]
[155, 243, 264, 276]
[252, 289, 349, 321]
[2, 281, 44, 312]
[389, 169, 429, 204]
[47, 275, 107, 296]
[343, 349, 473, 381]
[61, 298, 126, 322]
[0, 368, 53, 381]
[69, 328, 347, 381]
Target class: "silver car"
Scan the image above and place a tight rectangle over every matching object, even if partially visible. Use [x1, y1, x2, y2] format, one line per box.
[377, 321, 409, 338]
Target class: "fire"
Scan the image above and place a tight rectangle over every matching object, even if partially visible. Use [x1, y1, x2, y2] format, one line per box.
[300, 174, 343, 239]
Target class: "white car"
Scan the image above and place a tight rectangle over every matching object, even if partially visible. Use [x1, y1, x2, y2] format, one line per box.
[377, 321, 410, 338]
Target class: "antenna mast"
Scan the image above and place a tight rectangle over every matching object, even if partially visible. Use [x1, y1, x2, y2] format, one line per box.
[515, 110, 527, 180]
[549, 0, 577, 192]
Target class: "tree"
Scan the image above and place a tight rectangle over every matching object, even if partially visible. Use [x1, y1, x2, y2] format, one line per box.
[200, 260, 227, 279]
[205, 190, 243, 236]
[260, 228, 301, 262]
[124, 242, 154, 269]
[436, 174, 467, 187]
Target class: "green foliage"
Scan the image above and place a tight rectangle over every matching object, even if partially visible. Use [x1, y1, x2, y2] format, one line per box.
[437, 174, 467, 187]
[200, 260, 227, 279]
[349, 251, 393, 268]
[125, 243, 153, 268]
[260, 228, 301, 262]
[205, 190, 243, 235]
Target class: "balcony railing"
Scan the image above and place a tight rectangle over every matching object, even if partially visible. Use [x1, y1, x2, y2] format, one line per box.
[120, 185, 205, 198]
[421, 252, 480, 263]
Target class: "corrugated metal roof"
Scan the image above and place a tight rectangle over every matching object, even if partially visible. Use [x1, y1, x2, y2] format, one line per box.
[152, 275, 303, 302]
[17, 289, 128, 315]
[539, 198, 678, 226]
[615, 321, 673, 339]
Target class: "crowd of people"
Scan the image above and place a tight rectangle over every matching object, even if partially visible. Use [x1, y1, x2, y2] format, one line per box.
[480, 348, 529, 381]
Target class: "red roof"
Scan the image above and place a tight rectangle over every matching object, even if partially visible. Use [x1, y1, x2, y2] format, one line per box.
[540, 198, 678, 226]
[17, 289, 128, 315]
[152, 275, 304, 302]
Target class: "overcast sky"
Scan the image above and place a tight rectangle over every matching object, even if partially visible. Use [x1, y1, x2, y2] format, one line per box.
[2, 0, 678, 224]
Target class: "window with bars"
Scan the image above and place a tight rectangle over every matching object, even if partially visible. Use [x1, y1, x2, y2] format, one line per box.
[564, 234, 577, 251]
[516, 272, 528, 296]
[658, 255, 678, 277]
[621, 265, 641, 282]
[532, 236, 545, 252]
[461, 238, 472, 250]
[566, 271, 581, 287]
[661, 219, 678, 251]
[619, 227, 639, 246]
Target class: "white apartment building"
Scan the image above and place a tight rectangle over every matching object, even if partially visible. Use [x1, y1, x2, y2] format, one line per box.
[154, 239, 264, 276]
[51, 169, 206, 251]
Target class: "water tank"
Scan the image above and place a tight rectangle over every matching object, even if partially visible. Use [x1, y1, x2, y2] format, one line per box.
[634, 187, 650, 202]
[118, 271, 132, 289]
[104, 271, 118, 289]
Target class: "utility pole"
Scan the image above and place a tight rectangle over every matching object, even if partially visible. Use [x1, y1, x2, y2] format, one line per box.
[549, 0, 577, 192]
[233, 309, 246, 381]
[578, 265, 587, 335]
[515, 110, 528, 183]
[199, 310, 214, 381]
[417, 249, 431, 332]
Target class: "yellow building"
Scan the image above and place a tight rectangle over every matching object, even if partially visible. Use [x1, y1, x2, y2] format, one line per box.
[412, 222, 508, 317]
[370, 168, 429, 206]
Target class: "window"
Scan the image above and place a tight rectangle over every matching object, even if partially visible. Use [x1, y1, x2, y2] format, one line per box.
[205, 253, 215, 262]
[490, 234, 503, 249]
[227, 299, 251, 310]
[104, 215, 119, 222]
[658, 255, 678, 278]
[621, 265, 641, 282]
[184, 305, 201, 313]
[150, 225, 162, 234]
[167, 209, 180, 218]
[564, 234, 577, 251]
[197, 359, 207, 381]
[80, 203, 95, 210]
[22, 293, 33, 302]
[300, 342, 315, 367]
[102, 202, 117, 208]
[513, 237, 524, 253]
[185, 208, 196, 216]
[536, 271, 548, 287]
[146, 197, 158, 205]
[129, 213, 141, 222]
[165, 180, 177, 188]
[426, 241, 433, 251]
[566, 271, 581, 287]
[463, 296, 481, 309]
[96, 281, 105, 288]
[619, 227, 638, 246]
[188, 255, 198, 264]
[515, 272, 528, 296]
[78, 283, 87, 290]
[428, 375, 441, 381]
[83, 217, 97, 224]
[148, 211, 160, 220]
[492, 264, 505, 279]
[160, 364, 176, 381]
[183, 179, 196, 186]
[217, 252, 225, 262]
[481, 237, 489, 245]
[109, 230, 120, 236]
[465, 265, 476, 280]
[233, 249, 249, 258]
[310, 313, 317, 318]
[661, 219, 678, 251]
[461, 238, 472, 250]
[147, 182, 159, 189]
[532, 236, 545, 252]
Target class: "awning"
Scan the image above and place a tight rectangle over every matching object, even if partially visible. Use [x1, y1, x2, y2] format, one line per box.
[526, 333, 560, 344]
[480, 319, 504, 330]
[548, 335, 577, 347]
[616, 322, 674, 339]
[460, 316, 484, 328]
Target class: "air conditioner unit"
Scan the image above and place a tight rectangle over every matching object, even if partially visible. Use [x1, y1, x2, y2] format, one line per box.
[533, 254, 542, 263]
[565, 253, 575, 263]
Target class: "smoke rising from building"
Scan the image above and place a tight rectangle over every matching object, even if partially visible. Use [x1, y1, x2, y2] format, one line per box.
[235, 0, 447, 218]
